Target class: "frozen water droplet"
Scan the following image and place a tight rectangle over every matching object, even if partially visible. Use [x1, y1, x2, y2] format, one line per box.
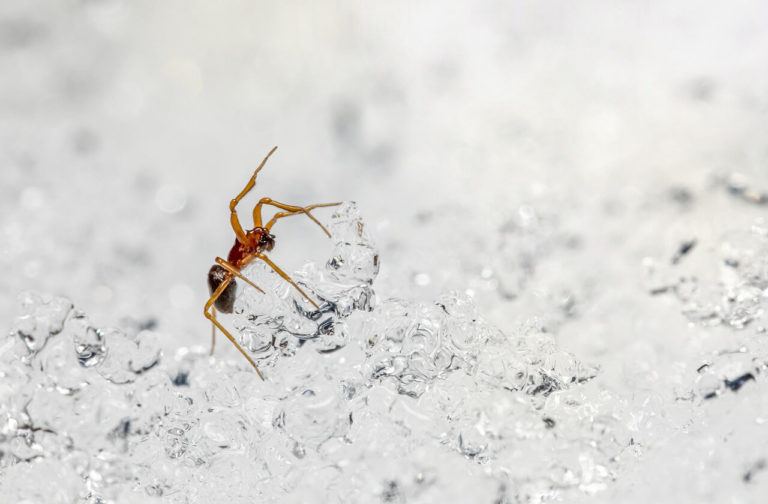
[74, 326, 106, 368]
[292, 441, 306, 459]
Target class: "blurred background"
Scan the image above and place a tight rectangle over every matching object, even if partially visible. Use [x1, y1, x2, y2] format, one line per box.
[1, 0, 767, 365]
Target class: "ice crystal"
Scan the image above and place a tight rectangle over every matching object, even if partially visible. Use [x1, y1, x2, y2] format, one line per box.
[646, 224, 768, 329]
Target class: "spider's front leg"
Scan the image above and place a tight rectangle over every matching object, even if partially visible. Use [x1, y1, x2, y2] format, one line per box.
[229, 146, 278, 242]
[250, 200, 341, 310]
[264, 202, 343, 234]
[253, 198, 341, 237]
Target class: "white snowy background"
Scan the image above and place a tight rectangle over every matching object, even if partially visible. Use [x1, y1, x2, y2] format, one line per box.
[2, 1, 768, 503]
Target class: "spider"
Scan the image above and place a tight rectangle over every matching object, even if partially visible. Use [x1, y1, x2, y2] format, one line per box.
[204, 146, 340, 379]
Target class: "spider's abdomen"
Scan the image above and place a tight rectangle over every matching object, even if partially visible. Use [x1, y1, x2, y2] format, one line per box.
[208, 264, 237, 313]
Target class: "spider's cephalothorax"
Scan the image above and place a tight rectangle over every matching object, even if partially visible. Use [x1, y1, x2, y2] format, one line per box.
[207, 228, 275, 314]
[226, 227, 275, 265]
[202, 146, 341, 379]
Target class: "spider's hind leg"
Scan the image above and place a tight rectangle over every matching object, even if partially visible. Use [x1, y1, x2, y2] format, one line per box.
[210, 306, 217, 355]
[208, 259, 266, 361]
[204, 274, 265, 379]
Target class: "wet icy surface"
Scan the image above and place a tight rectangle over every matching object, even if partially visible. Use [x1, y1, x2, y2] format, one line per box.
[3, 1, 768, 502]
[4, 202, 768, 503]
[0, 205, 606, 503]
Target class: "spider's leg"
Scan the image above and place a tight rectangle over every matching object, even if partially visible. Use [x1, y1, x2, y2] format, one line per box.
[254, 198, 340, 237]
[209, 258, 265, 358]
[304, 201, 344, 211]
[265, 202, 343, 235]
[214, 257, 265, 294]
[256, 253, 320, 310]
[210, 306, 217, 355]
[204, 276, 265, 380]
[230, 146, 278, 243]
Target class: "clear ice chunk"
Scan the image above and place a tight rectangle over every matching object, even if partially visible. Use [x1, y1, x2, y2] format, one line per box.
[232, 202, 379, 365]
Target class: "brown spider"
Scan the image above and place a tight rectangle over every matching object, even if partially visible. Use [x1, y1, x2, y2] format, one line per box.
[204, 146, 340, 379]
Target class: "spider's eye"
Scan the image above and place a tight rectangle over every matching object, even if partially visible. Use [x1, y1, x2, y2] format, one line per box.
[259, 233, 275, 249]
